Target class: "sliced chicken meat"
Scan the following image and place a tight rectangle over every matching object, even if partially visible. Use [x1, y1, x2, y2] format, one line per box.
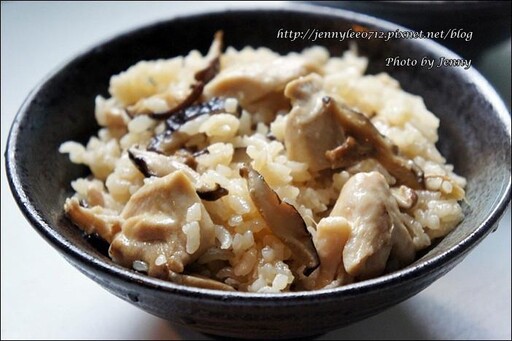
[306, 216, 353, 289]
[330, 172, 415, 279]
[109, 171, 216, 279]
[205, 55, 317, 123]
[128, 147, 201, 180]
[128, 147, 228, 200]
[283, 74, 424, 189]
[284, 74, 346, 172]
[64, 197, 122, 244]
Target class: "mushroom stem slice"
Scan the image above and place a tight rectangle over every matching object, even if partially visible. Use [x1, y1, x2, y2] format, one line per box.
[239, 164, 320, 275]
[196, 184, 229, 201]
[168, 271, 235, 291]
[327, 99, 425, 190]
[325, 136, 374, 167]
[149, 31, 224, 120]
[147, 96, 241, 155]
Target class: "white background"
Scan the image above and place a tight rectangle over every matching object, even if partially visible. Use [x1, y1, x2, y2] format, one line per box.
[2, 2, 510, 340]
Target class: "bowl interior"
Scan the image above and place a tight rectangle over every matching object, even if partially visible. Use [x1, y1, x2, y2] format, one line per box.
[6, 7, 511, 338]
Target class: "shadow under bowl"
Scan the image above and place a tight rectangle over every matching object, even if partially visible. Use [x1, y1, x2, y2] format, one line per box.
[5, 6, 511, 340]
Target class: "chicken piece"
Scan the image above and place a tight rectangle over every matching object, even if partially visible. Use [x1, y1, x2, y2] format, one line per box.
[109, 171, 216, 279]
[387, 215, 417, 273]
[128, 147, 201, 180]
[283, 74, 424, 188]
[308, 216, 352, 289]
[127, 147, 228, 201]
[64, 198, 122, 243]
[205, 55, 317, 123]
[331, 172, 415, 279]
[284, 74, 346, 172]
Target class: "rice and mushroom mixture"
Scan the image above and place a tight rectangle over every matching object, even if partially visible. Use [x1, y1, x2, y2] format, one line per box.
[60, 32, 466, 292]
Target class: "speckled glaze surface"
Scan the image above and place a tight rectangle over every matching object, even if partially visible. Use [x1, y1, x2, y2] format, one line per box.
[5, 7, 511, 339]
[312, 1, 511, 60]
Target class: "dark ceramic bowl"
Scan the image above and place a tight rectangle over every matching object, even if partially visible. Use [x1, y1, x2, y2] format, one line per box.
[5, 6, 511, 339]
